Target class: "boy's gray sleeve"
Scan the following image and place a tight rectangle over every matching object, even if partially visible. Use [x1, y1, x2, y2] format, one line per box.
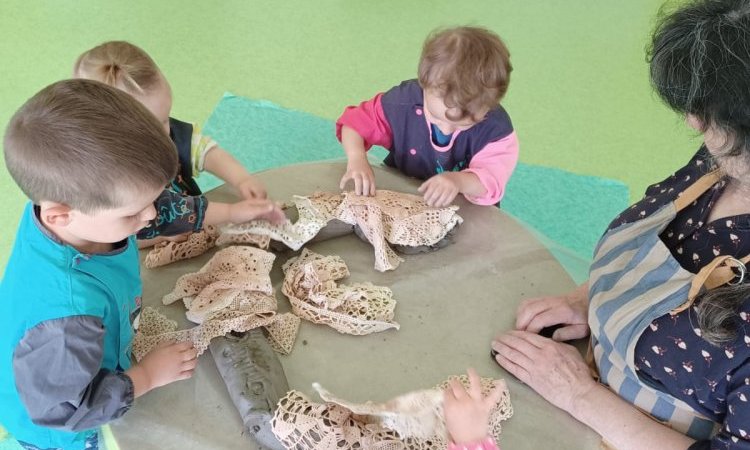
[13, 316, 134, 432]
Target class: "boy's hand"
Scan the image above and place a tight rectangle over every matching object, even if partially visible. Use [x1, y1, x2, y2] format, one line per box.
[235, 176, 267, 200]
[443, 368, 503, 445]
[228, 199, 285, 224]
[340, 155, 376, 196]
[128, 341, 198, 397]
[418, 173, 460, 207]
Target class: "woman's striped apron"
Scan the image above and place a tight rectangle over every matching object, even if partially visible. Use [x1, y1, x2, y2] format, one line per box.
[588, 170, 748, 441]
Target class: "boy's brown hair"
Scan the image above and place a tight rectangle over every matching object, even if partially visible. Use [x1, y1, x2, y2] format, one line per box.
[74, 41, 162, 94]
[418, 26, 512, 122]
[4, 79, 177, 212]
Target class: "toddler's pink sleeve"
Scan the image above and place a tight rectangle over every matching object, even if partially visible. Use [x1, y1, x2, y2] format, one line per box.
[462, 131, 519, 205]
[336, 93, 393, 150]
[448, 436, 499, 450]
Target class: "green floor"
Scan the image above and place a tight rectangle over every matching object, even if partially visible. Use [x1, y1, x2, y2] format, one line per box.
[0, 0, 700, 271]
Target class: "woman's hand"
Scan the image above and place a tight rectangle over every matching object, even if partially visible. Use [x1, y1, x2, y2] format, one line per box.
[515, 282, 590, 341]
[491, 331, 596, 413]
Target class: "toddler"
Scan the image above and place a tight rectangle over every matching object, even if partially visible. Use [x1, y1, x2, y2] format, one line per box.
[338, 26, 518, 207]
[74, 41, 282, 245]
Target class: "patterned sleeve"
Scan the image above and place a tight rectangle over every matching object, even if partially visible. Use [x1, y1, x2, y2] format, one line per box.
[137, 188, 207, 239]
[190, 122, 218, 174]
[335, 93, 393, 150]
[704, 361, 750, 449]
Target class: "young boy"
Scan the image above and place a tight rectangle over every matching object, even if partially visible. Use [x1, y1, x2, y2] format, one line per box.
[0, 79, 201, 450]
[338, 26, 518, 207]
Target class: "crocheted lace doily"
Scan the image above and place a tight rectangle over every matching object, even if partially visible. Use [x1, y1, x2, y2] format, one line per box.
[223, 190, 463, 271]
[270, 375, 513, 450]
[281, 248, 399, 335]
[133, 246, 300, 358]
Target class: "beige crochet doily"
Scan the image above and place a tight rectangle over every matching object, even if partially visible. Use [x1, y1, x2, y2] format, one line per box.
[281, 248, 399, 335]
[132, 306, 300, 359]
[162, 246, 276, 311]
[270, 375, 512, 450]
[133, 246, 300, 358]
[143, 225, 271, 269]
[336, 190, 463, 271]
[223, 190, 463, 272]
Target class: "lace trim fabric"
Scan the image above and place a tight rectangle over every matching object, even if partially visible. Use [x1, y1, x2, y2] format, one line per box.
[133, 246, 300, 359]
[282, 248, 399, 335]
[270, 375, 512, 450]
[144, 190, 462, 272]
[223, 190, 463, 271]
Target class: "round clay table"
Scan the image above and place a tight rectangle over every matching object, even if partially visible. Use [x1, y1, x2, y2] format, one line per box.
[111, 162, 601, 449]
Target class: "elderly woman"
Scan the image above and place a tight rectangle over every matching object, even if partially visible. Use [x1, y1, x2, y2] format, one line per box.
[492, 1, 750, 449]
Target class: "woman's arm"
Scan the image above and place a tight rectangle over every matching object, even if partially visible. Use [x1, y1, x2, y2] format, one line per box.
[492, 330, 695, 450]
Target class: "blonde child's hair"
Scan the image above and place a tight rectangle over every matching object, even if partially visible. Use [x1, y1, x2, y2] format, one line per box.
[74, 41, 162, 95]
[418, 26, 512, 122]
[4, 79, 177, 212]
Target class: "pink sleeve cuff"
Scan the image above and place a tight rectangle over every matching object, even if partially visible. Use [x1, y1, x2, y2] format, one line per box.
[335, 93, 393, 150]
[448, 436, 499, 450]
[463, 131, 519, 205]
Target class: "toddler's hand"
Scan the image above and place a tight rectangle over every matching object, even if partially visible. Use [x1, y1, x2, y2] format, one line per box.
[443, 368, 503, 445]
[131, 341, 197, 394]
[235, 176, 267, 200]
[229, 198, 285, 224]
[418, 173, 460, 207]
[340, 156, 376, 196]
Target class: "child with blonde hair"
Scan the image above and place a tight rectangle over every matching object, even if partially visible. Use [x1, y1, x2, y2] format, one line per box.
[74, 41, 281, 244]
[338, 26, 518, 207]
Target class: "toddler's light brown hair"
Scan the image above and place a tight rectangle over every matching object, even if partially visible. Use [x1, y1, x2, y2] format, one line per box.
[418, 26, 512, 122]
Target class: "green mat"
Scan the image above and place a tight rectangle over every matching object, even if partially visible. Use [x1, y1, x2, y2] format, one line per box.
[199, 93, 629, 282]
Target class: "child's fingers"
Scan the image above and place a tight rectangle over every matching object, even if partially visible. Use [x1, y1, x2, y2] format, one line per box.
[339, 174, 351, 190]
[422, 185, 437, 206]
[177, 369, 195, 381]
[466, 368, 483, 400]
[438, 190, 452, 207]
[253, 187, 267, 199]
[483, 381, 505, 410]
[181, 356, 199, 371]
[170, 341, 194, 351]
[182, 347, 198, 361]
[368, 176, 377, 196]
[361, 176, 371, 197]
[448, 378, 467, 400]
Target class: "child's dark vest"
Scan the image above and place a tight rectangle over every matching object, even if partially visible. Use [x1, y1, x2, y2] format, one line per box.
[169, 117, 203, 195]
[379, 79, 513, 180]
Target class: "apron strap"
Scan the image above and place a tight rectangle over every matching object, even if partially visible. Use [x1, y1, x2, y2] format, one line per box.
[673, 169, 722, 213]
[671, 254, 750, 313]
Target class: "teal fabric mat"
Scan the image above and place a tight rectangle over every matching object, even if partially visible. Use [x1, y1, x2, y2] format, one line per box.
[200, 93, 630, 283]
